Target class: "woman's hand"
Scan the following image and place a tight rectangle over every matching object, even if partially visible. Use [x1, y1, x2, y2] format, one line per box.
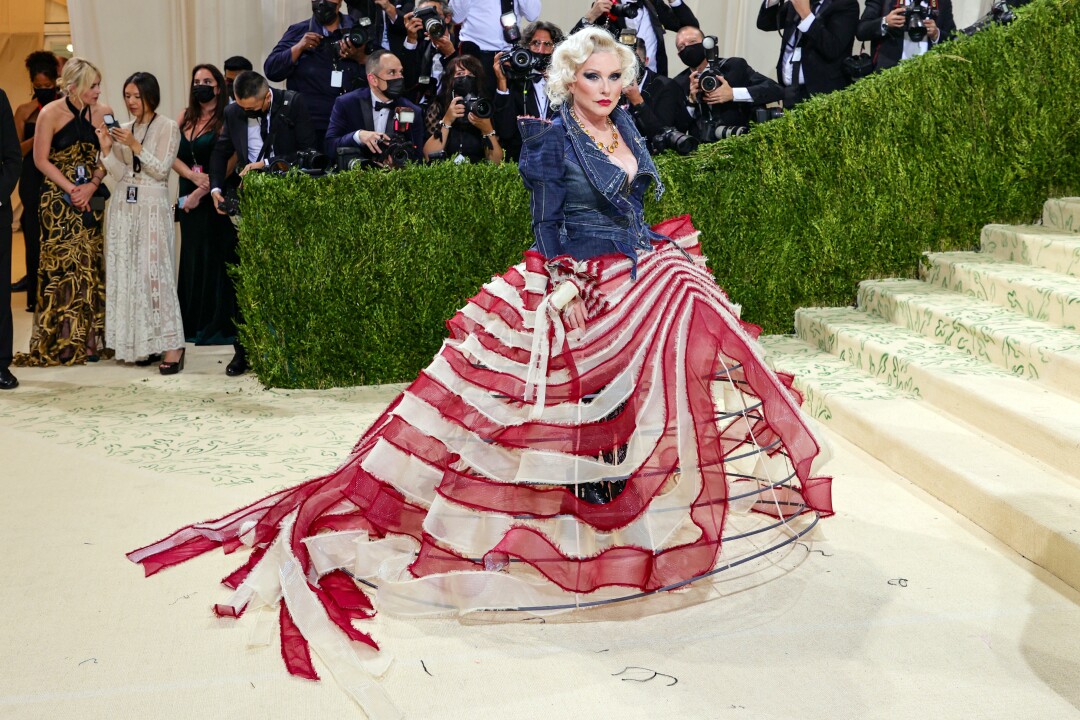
[470, 114, 494, 133]
[94, 124, 113, 155]
[69, 182, 96, 212]
[184, 186, 208, 211]
[563, 297, 587, 332]
[443, 100, 466, 126]
[191, 171, 210, 191]
[110, 126, 136, 148]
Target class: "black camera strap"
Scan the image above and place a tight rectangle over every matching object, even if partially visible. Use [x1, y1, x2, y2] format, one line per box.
[501, 0, 514, 16]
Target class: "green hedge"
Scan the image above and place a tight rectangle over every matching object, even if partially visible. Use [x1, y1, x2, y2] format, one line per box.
[238, 0, 1080, 389]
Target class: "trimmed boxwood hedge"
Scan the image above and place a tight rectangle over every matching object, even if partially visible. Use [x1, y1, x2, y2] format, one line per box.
[237, 0, 1080, 389]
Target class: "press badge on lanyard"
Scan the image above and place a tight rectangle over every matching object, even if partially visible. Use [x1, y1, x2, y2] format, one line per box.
[126, 186, 139, 204]
[331, 70, 344, 88]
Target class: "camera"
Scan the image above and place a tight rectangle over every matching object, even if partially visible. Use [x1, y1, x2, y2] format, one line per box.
[694, 120, 747, 143]
[650, 127, 699, 156]
[336, 147, 369, 171]
[501, 46, 542, 79]
[458, 94, 493, 119]
[412, 4, 446, 40]
[962, 0, 1015, 35]
[888, 1, 938, 42]
[325, 17, 374, 54]
[607, 0, 642, 20]
[266, 149, 333, 177]
[751, 106, 783, 124]
[696, 36, 727, 94]
[375, 135, 414, 168]
[219, 187, 242, 217]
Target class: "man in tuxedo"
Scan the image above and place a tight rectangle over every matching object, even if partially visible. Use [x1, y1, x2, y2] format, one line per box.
[400, 1, 461, 108]
[265, 0, 371, 140]
[491, 21, 563, 161]
[209, 71, 317, 376]
[757, 0, 859, 107]
[574, 0, 699, 77]
[857, 0, 956, 72]
[346, 0, 409, 53]
[622, 37, 693, 141]
[0, 89, 21, 389]
[672, 27, 783, 137]
[325, 49, 426, 162]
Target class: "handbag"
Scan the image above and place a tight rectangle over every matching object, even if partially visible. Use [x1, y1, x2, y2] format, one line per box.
[843, 43, 875, 81]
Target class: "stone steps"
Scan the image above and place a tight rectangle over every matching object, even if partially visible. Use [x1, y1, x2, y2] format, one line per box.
[760, 197, 1080, 593]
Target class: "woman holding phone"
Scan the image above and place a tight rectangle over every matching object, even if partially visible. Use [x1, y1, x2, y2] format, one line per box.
[15, 57, 112, 366]
[96, 71, 185, 373]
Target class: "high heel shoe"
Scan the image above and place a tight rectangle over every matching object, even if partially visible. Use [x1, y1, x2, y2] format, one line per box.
[159, 348, 186, 375]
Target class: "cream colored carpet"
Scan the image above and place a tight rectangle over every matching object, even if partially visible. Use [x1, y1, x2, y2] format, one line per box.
[3, 251, 1080, 719]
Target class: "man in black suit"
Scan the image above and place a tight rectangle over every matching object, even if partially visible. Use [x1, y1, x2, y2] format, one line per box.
[209, 71, 317, 376]
[0, 89, 22, 389]
[325, 49, 426, 162]
[622, 37, 693, 141]
[857, 0, 956, 72]
[346, 0, 409, 52]
[399, 1, 460, 108]
[574, 0, 699, 77]
[672, 27, 783, 137]
[492, 20, 563, 161]
[757, 0, 859, 107]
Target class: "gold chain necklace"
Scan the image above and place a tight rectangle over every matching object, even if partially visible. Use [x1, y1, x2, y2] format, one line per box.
[571, 107, 619, 154]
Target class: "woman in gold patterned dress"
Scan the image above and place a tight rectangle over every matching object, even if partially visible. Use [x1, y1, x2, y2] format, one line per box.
[15, 58, 114, 366]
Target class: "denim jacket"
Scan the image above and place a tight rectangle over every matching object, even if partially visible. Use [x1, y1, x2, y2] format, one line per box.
[518, 104, 666, 277]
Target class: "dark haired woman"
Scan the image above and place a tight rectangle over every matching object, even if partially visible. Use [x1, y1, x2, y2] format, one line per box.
[15, 57, 111, 366]
[422, 55, 502, 164]
[173, 64, 239, 347]
[12, 50, 60, 313]
[96, 71, 185, 373]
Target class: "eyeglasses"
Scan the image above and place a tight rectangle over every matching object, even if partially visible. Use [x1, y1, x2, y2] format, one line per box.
[529, 40, 555, 50]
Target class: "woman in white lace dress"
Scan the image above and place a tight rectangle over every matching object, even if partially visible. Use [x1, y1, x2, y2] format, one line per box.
[96, 72, 185, 373]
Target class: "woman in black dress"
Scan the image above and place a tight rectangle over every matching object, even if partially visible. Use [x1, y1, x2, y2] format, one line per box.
[422, 55, 503, 164]
[172, 63, 239, 346]
[12, 51, 60, 313]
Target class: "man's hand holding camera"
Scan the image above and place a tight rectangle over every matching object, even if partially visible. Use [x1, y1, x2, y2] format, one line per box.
[335, 36, 367, 62]
[493, 52, 510, 93]
[292, 32, 324, 63]
[356, 129, 390, 154]
[585, 0, 614, 23]
[689, 72, 734, 105]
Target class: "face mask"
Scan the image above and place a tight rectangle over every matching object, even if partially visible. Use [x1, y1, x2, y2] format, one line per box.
[193, 85, 216, 104]
[678, 43, 706, 69]
[533, 52, 552, 73]
[34, 87, 57, 105]
[382, 77, 405, 100]
[452, 76, 476, 97]
[243, 100, 268, 119]
[313, 0, 338, 25]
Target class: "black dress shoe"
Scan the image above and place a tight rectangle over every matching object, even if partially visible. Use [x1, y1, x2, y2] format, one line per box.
[0, 368, 18, 390]
[25, 301, 35, 313]
[225, 351, 249, 376]
[11, 276, 29, 293]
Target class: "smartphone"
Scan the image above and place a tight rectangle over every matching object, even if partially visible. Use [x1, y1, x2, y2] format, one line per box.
[103, 113, 121, 130]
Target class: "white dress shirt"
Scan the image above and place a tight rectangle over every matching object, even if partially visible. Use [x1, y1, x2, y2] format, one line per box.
[449, 0, 542, 51]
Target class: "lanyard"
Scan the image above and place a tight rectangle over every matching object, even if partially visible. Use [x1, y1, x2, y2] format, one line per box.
[132, 114, 156, 174]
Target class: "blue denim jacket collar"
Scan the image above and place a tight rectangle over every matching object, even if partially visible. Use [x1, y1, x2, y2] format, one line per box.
[558, 103, 665, 203]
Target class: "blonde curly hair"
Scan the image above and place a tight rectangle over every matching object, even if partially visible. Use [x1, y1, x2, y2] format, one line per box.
[60, 57, 102, 100]
[546, 26, 638, 109]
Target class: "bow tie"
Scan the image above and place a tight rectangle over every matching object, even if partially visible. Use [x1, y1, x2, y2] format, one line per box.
[374, 100, 395, 112]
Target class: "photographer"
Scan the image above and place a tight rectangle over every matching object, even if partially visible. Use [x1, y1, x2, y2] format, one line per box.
[575, 0, 698, 77]
[400, 1, 460, 108]
[621, 35, 693, 143]
[450, 0, 542, 89]
[757, 0, 859, 107]
[491, 20, 563, 160]
[345, 0, 408, 53]
[264, 0, 371, 140]
[209, 71, 315, 375]
[857, 0, 956, 72]
[325, 49, 425, 164]
[673, 27, 782, 141]
[423, 55, 503, 164]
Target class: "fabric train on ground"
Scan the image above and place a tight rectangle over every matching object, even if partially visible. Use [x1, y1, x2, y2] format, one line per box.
[129, 217, 833, 718]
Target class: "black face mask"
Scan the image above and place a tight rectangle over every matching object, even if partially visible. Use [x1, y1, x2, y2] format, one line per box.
[193, 85, 216, 104]
[533, 52, 552, 73]
[313, 0, 338, 25]
[243, 103, 268, 120]
[34, 87, 57, 105]
[452, 76, 476, 97]
[678, 43, 706, 69]
[381, 77, 405, 100]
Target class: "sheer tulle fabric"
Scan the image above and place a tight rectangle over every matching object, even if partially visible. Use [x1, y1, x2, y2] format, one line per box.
[129, 217, 832, 718]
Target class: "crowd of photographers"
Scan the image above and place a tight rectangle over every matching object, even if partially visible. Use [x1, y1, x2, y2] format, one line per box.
[211, 0, 1031, 209]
